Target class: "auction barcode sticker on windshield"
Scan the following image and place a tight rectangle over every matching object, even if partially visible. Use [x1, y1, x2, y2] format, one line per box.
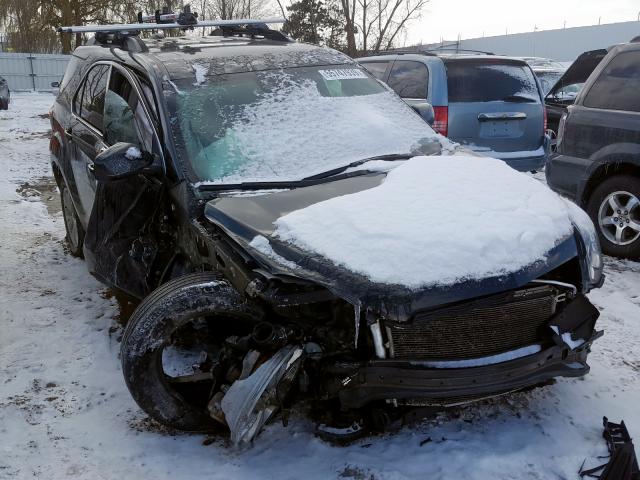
[319, 69, 368, 81]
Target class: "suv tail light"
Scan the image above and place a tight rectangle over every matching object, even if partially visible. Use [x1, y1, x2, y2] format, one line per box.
[556, 112, 567, 151]
[543, 106, 548, 132]
[432, 106, 448, 137]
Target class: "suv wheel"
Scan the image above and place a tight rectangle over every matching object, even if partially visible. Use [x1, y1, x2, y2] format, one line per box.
[586, 175, 640, 258]
[121, 272, 263, 432]
[59, 182, 85, 257]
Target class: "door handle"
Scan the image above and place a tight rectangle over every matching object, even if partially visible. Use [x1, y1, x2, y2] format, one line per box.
[87, 162, 95, 173]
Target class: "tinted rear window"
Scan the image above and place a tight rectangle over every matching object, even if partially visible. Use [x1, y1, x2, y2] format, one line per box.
[445, 60, 539, 103]
[583, 50, 640, 112]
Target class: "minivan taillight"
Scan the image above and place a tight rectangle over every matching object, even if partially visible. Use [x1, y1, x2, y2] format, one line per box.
[432, 106, 448, 137]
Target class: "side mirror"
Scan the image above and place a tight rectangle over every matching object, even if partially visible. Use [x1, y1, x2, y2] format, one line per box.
[93, 142, 154, 181]
[411, 102, 435, 125]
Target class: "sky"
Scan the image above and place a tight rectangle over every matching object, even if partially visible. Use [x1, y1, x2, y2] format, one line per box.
[403, 0, 640, 46]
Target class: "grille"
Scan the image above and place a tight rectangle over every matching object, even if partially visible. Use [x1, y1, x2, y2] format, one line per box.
[386, 285, 558, 360]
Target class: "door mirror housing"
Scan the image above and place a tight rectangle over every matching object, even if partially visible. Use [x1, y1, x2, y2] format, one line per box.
[93, 142, 155, 181]
[411, 102, 435, 125]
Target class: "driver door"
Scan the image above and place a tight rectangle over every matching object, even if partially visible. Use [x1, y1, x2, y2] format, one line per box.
[83, 66, 165, 299]
[69, 63, 110, 226]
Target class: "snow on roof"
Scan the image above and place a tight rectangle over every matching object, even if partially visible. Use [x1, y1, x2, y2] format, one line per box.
[274, 155, 575, 289]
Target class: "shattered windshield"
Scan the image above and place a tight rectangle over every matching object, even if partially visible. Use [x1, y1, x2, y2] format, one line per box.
[164, 65, 441, 184]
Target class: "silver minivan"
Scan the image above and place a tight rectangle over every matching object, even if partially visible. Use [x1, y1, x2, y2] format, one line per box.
[359, 53, 550, 171]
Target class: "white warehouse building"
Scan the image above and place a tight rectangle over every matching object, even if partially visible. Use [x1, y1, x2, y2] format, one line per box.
[414, 21, 640, 62]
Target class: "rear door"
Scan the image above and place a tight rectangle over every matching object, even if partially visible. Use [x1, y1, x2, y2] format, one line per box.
[444, 58, 544, 153]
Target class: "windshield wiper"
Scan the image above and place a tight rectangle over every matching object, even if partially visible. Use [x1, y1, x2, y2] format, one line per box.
[501, 95, 537, 103]
[194, 153, 414, 194]
[302, 153, 413, 181]
[194, 169, 382, 193]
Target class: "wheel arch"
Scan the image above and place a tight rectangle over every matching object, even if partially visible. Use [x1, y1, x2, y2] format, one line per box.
[580, 159, 640, 207]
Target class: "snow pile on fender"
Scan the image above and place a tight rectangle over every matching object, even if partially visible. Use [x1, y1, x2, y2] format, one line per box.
[274, 155, 576, 288]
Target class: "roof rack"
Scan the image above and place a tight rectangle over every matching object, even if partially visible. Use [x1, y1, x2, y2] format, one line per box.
[373, 49, 436, 56]
[57, 4, 285, 35]
[424, 47, 495, 55]
[210, 23, 291, 42]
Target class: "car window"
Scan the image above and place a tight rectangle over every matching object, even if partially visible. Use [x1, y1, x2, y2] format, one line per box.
[535, 71, 563, 96]
[362, 61, 390, 80]
[387, 61, 428, 98]
[103, 69, 154, 150]
[77, 64, 109, 130]
[583, 51, 640, 112]
[445, 59, 539, 103]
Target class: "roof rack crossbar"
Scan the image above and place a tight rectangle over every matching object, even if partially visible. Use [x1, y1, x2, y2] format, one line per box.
[57, 16, 285, 34]
[213, 24, 291, 42]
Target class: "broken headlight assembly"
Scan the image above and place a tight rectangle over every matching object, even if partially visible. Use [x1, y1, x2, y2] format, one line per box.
[564, 199, 603, 287]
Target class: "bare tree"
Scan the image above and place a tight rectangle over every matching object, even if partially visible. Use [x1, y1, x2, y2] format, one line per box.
[206, 0, 275, 20]
[355, 0, 428, 55]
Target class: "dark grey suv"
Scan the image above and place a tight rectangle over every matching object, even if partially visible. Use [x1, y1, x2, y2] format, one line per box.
[546, 41, 640, 258]
[359, 53, 550, 171]
[49, 17, 603, 444]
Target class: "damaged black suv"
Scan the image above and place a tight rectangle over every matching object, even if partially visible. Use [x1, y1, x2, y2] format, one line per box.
[50, 24, 604, 444]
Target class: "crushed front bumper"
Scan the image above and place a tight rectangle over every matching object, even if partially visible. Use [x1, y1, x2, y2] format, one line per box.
[332, 335, 601, 408]
[330, 293, 602, 409]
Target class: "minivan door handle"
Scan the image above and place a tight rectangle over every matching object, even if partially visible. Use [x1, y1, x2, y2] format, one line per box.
[478, 112, 527, 121]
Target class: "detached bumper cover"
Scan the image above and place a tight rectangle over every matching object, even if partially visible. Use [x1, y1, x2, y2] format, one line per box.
[335, 336, 600, 408]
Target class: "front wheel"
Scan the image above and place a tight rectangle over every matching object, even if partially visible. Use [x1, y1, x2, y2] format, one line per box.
[586, 175, 640, 258]
[120, 272, 262, 431]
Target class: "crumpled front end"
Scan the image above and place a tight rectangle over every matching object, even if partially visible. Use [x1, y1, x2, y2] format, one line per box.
[326, 283, 601, 410]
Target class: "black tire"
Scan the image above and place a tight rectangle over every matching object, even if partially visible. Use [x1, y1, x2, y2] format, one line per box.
[121, 272, 262, 432]
[59, 182, 85, 257]
[0, 98, 7, 110]
[586, 175, 640, 259]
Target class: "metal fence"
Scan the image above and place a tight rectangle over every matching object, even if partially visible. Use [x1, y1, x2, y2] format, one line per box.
[0, 53, 70, 91]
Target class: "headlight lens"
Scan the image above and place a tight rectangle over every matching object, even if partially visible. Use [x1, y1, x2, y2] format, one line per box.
[562, 198, 603, 285]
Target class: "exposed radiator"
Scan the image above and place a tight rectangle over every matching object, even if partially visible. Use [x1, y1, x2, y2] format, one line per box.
[385, 285, 558, 360]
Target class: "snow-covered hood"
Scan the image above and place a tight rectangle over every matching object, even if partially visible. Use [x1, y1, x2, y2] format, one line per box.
[204, 155, 584, 320]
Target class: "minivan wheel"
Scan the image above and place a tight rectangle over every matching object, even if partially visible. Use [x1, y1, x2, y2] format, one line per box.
[586, 175, 640, 258]
[120, 272, 263, 432]
[59, 182, 85, 257]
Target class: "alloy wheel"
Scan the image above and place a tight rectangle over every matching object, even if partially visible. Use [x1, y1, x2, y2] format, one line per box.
[598, 190, 640, 246]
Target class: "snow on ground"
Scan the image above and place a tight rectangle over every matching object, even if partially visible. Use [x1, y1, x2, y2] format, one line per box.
[1, 93, 640, 480]
[275, 155, 575, 288]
